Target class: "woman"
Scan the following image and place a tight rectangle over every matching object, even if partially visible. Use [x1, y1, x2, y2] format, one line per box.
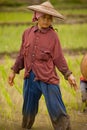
[8, 1, 77, 130]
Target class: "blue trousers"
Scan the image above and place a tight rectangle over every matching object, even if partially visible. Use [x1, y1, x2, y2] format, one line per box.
[22, 71, 68, 129]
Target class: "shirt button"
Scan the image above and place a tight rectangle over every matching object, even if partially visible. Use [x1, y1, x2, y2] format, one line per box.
[32, 54, 35, 57]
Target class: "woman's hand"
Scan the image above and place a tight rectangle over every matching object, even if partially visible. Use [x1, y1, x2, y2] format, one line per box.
[8, 70, 15, 86]
[68, 74, 78, 91]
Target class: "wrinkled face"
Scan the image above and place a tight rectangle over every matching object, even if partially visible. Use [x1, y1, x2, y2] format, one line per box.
[38, 14, 53, 29]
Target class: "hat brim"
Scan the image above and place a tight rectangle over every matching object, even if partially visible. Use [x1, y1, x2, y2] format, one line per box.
[27, 5, 65, 20]
[80, 54, 87, 79]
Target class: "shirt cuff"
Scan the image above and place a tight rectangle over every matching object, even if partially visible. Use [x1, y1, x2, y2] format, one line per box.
[64, 71, 72, 80]
[11, 66, 20, 74]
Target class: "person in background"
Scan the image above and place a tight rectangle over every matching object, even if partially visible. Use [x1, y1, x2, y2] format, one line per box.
[80, 75, 87, 112]
[8, 1, 78, 130]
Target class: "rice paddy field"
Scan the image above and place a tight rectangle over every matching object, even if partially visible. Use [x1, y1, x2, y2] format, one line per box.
[0, 1, 87, 130]
[0, 24, 87, 53]
[0, 52, 85, 130]
[0, 9, 87, 22]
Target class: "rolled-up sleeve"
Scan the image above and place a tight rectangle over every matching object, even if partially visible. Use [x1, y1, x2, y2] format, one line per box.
[52, 34, 72, 80]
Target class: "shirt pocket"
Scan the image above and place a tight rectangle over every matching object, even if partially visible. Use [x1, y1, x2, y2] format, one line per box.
[36, 47, 51, 61]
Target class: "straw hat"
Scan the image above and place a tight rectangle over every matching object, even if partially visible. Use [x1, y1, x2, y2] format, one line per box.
[27, 1, 64, 20]
[80, 54, 87, 79]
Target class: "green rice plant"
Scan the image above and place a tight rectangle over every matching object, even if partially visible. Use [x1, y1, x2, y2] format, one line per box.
[2, 55, 23, 95]
[56, 54, 83, 111]
[0, 65, 13, 107]
[60, 9, 87, 15]
[0, 56, 23, 108]
[0, 12, 32, 23]
[14, 83, 22, 94]
[0, 56, 23, 119]
[0, 83, 13, 107]
[0, 25, 28, 53]
[55, 24, 87, 50]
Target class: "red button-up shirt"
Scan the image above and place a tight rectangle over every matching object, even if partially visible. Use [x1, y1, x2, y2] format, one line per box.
[12, 25, 72, 84]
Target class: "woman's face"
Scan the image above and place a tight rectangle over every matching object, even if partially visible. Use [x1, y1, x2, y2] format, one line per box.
[38, 14, 53, 29]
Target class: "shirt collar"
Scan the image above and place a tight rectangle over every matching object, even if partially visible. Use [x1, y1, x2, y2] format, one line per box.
[33, 25, 53, 33]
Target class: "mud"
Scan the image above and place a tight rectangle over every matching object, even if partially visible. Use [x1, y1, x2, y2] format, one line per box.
[0, 111, 87, 130]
